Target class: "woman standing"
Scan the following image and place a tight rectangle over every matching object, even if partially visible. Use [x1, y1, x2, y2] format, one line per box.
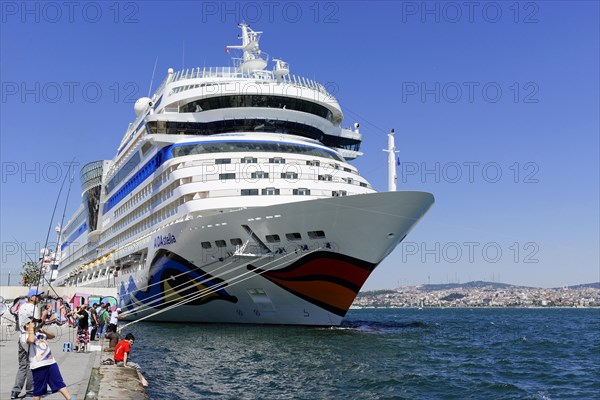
[75, 305, 89, 353]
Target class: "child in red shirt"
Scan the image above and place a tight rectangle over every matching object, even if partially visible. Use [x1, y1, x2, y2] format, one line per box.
[113, 333, 148, 387]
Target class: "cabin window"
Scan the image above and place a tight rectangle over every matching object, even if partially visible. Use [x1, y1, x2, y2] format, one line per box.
[286, 233, 302, 241]
[251, 171, 269, 179]
[266, 234, 280, 243]
[281, 172, 298, 180]
[308, 230, 326, 239]
[262, 188, 280, 195]
[332, 190, 347, 197]
[269, 157, 285, 164]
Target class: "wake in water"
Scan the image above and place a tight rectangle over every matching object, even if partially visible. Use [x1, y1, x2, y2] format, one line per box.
[336, 319, 428, 333]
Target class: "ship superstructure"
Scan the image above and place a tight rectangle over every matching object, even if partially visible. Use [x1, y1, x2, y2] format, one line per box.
[55, 24, 434, 325]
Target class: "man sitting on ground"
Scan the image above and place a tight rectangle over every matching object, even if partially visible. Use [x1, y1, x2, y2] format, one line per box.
[113, 333, 148, 387]
[104, 331, 120, 352]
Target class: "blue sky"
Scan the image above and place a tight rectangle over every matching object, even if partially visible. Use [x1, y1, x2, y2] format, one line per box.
[1, 1, 598, 289]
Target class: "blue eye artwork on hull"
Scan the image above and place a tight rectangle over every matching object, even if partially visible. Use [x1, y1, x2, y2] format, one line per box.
[119, 249, 238, 311]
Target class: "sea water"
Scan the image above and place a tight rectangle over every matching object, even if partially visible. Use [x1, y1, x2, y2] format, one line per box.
[127, 308, 600, 399]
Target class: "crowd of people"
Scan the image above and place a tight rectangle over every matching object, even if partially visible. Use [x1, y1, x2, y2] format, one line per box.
[66, 303, 121, 352]
[9, 289, 147, 399]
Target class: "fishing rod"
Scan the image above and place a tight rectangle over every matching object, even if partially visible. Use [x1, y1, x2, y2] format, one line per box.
[47, 163, 75, 295]
[11, 235, 67, 304]
[10, 235, 74, 347]
[34, 157, 76, 297]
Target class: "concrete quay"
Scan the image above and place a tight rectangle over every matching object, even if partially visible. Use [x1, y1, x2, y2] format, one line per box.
[0, 322, 146, 399]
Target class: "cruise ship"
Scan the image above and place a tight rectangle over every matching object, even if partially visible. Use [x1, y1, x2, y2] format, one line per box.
[54, 24, 434, 325]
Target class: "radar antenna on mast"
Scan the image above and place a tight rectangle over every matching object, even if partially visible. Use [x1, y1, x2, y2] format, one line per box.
[226, 23, 269, 72]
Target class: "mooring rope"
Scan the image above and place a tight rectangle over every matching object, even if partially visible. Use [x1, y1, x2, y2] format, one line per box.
[118, 247, 322, 330]
[120, 248, 297, 316]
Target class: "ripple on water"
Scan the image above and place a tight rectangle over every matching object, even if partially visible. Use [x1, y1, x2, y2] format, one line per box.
[129, 309, 599, 399]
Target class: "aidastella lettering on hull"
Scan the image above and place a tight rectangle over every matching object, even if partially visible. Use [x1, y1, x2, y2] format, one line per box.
[154, 233, 176, 248]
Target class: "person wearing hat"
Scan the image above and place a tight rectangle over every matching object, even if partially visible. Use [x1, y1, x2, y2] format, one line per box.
[11, 288, 43, 399]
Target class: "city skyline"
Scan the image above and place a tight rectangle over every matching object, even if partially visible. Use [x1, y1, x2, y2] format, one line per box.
[1, 1, 598, 289]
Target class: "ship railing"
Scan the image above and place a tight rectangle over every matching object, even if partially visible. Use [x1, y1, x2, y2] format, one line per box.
[164, 66, 332, 97]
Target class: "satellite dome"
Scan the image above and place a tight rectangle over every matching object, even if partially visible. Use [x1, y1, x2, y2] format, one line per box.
[134, 97, 153, 117]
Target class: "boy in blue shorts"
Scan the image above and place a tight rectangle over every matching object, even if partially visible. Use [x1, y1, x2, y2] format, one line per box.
[22, 319, 76, 400]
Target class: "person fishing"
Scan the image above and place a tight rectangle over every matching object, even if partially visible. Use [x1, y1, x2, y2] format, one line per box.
[11, 289, 43, 399]
[22, 318, 76, 400]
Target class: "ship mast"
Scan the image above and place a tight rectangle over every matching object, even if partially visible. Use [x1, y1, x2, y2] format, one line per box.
[226, 23, 268, 72]
[383, 129, 399, 191]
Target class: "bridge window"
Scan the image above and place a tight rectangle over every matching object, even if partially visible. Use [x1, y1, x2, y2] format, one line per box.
[171, 141, 343, 162]
[147, 119, 361, 153]
[180, 94, 334, 123]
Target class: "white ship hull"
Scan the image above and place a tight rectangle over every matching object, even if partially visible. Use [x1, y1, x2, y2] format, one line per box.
[116, 191, 433, 325]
